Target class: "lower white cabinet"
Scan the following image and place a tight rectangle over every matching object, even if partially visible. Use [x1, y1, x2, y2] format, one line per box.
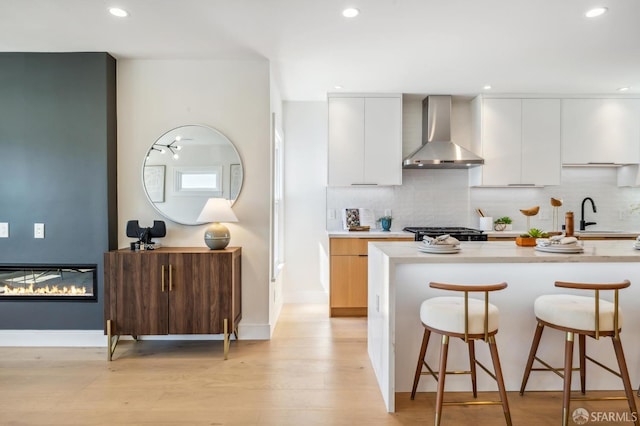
[471, 97, 561, 186]
[328, 94, 402, 186]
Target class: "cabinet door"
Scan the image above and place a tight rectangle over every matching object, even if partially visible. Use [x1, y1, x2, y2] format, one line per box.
[114, 252, 169, 335]
[481, 98, 522, 185]
[364, 97, 402, 185]
[562, 99, 640, 164]
[168, 253, 232, 334]
[600, 99, 640, 164]
[328, 97, 365, 186]
[522, 99, 561, 185]
[330, 255, 368, 309]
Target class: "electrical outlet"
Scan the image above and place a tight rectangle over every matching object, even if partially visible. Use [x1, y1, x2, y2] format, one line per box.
[327, 209, 336, 220]
[0, 222, 8, 238]
[34, 223, 45, 239]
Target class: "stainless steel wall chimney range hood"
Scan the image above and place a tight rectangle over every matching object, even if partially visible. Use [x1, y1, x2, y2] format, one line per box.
[403, 95, 484, 169]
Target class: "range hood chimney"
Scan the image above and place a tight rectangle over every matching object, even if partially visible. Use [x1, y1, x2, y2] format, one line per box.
[403, 95, 484, 169]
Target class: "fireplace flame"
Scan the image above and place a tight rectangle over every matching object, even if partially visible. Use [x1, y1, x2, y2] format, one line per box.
[2, 283, 87, 296]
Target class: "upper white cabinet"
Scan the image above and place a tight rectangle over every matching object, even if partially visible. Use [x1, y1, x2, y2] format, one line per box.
[328, 94, 402, 186]
[470, 97, 561, 186]
[562, 99, 640, 165]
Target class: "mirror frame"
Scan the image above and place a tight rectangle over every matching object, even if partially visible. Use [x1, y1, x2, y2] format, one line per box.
[141, 124, 243, 225]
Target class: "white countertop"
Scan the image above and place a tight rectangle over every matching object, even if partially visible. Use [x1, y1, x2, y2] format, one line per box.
[328, 230, 414, 238]
[368, 240, 640, 263]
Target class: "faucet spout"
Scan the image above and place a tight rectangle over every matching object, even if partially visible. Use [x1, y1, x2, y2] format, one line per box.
[580, 197, 597, 231]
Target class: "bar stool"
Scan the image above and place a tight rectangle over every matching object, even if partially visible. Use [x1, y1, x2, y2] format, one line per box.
[410, 282, 511, 426]
[520, 280, 638, 426]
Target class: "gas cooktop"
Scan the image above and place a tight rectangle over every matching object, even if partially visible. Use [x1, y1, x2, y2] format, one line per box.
[403, 226, 487, 242]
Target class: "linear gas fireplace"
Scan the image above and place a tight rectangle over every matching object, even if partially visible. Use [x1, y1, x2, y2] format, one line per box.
[0, 264, 97, 301]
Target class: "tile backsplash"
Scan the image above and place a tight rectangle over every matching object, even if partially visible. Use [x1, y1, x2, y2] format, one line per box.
[326, 167, 640, 232]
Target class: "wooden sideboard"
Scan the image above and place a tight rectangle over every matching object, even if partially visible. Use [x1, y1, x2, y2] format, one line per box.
[104, 247, 241, 360]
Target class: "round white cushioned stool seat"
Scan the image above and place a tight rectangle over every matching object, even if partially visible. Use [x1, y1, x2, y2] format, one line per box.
[420, 296, 499, 335]
[534, 294, 622, 332]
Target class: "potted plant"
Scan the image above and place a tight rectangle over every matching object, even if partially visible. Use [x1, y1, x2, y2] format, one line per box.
[494, 216, 513, 231]
[377, 215, 393, 232]
[516, 228, 549, 246]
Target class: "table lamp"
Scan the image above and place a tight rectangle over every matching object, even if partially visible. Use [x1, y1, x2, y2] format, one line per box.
[196, 198, 238, 249]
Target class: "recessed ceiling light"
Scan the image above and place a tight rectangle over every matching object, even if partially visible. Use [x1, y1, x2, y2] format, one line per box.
[342, 8, 360, 18]
[585, 7, 607, 18]
[334, 85, 343, 90]
[618, 87, 631, 92]
[109, 7, 129, 18]
[483, 85, 492, 90]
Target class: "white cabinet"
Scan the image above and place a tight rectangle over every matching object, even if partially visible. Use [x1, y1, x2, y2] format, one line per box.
[562, 99, 640, 165]
[328, 94, 402, 186]
[470, 97, 561, 186]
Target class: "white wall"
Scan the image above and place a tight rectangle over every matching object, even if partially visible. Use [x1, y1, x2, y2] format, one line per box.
[117, 59, 273, 339]
[283, 101, 328, 302]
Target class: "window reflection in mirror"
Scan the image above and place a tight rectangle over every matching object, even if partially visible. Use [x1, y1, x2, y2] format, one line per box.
[143, 125, 243, 225]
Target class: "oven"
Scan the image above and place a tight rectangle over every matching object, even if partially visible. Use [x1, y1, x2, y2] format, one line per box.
[403, 227, 488, 242]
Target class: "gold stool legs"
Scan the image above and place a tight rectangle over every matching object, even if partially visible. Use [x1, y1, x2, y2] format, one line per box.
[412, 330, 510, 426]
[521, 326, 639, 426]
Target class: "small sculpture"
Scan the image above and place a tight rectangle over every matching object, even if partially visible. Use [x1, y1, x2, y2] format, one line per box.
[519, 206, 540, 231]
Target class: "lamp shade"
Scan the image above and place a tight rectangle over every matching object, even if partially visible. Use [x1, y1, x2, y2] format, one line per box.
[197, 198, 238, 250]
[197, 198, 238, 223]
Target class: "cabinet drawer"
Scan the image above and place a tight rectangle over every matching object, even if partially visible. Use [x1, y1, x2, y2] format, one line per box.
[330, 237, 412, 255]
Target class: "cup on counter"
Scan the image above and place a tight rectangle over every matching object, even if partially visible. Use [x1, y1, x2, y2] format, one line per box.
[479, 217, 494, 231]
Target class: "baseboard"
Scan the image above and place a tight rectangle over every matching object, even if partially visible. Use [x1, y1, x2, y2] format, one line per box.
[0, 321, 273, 346]
[237, 323, 271, 340]
[0, 330, 107, 347]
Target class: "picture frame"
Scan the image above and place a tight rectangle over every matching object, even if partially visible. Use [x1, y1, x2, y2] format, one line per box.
[143, 165, 166, 203]
[230, 163, 242, 201]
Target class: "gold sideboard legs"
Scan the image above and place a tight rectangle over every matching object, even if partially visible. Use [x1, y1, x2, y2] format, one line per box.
[106, 320, 120, 361]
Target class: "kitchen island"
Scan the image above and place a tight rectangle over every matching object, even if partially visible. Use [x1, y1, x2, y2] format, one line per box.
[367, 240, 640, 412]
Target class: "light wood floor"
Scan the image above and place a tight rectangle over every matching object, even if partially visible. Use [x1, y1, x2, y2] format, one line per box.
[0, 304, 636, 425]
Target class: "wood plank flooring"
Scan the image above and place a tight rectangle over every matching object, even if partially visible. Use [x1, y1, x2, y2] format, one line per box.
[0, 304, 636, 425]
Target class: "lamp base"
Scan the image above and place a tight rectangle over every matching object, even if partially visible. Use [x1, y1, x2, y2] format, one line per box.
[203, 223, 231, 250]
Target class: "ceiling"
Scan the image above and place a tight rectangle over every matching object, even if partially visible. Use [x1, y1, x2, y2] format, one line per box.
[1, 0, 639, 101]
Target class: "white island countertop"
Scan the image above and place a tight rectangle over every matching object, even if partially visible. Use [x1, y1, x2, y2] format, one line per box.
[367, 240, 640, 412]
[370, 240, 640, 263]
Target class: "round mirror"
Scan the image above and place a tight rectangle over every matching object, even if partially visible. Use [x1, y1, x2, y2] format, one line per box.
[142, 124, 243, 225]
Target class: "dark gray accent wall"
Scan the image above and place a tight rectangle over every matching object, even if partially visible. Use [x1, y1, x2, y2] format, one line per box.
[0, 52, 117, 329]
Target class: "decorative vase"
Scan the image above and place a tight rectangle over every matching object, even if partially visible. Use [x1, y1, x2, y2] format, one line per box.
[515, 237, 537, 247]
[381, 218, 392, 231]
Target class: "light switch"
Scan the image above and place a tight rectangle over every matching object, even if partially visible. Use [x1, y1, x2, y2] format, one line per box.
[0, 222, 8, 238]
[34, 223, 45, 239]
[327, 209, 336, 220]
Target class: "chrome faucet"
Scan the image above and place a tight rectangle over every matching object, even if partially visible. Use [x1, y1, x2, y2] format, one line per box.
[580, 197, 597, 230]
